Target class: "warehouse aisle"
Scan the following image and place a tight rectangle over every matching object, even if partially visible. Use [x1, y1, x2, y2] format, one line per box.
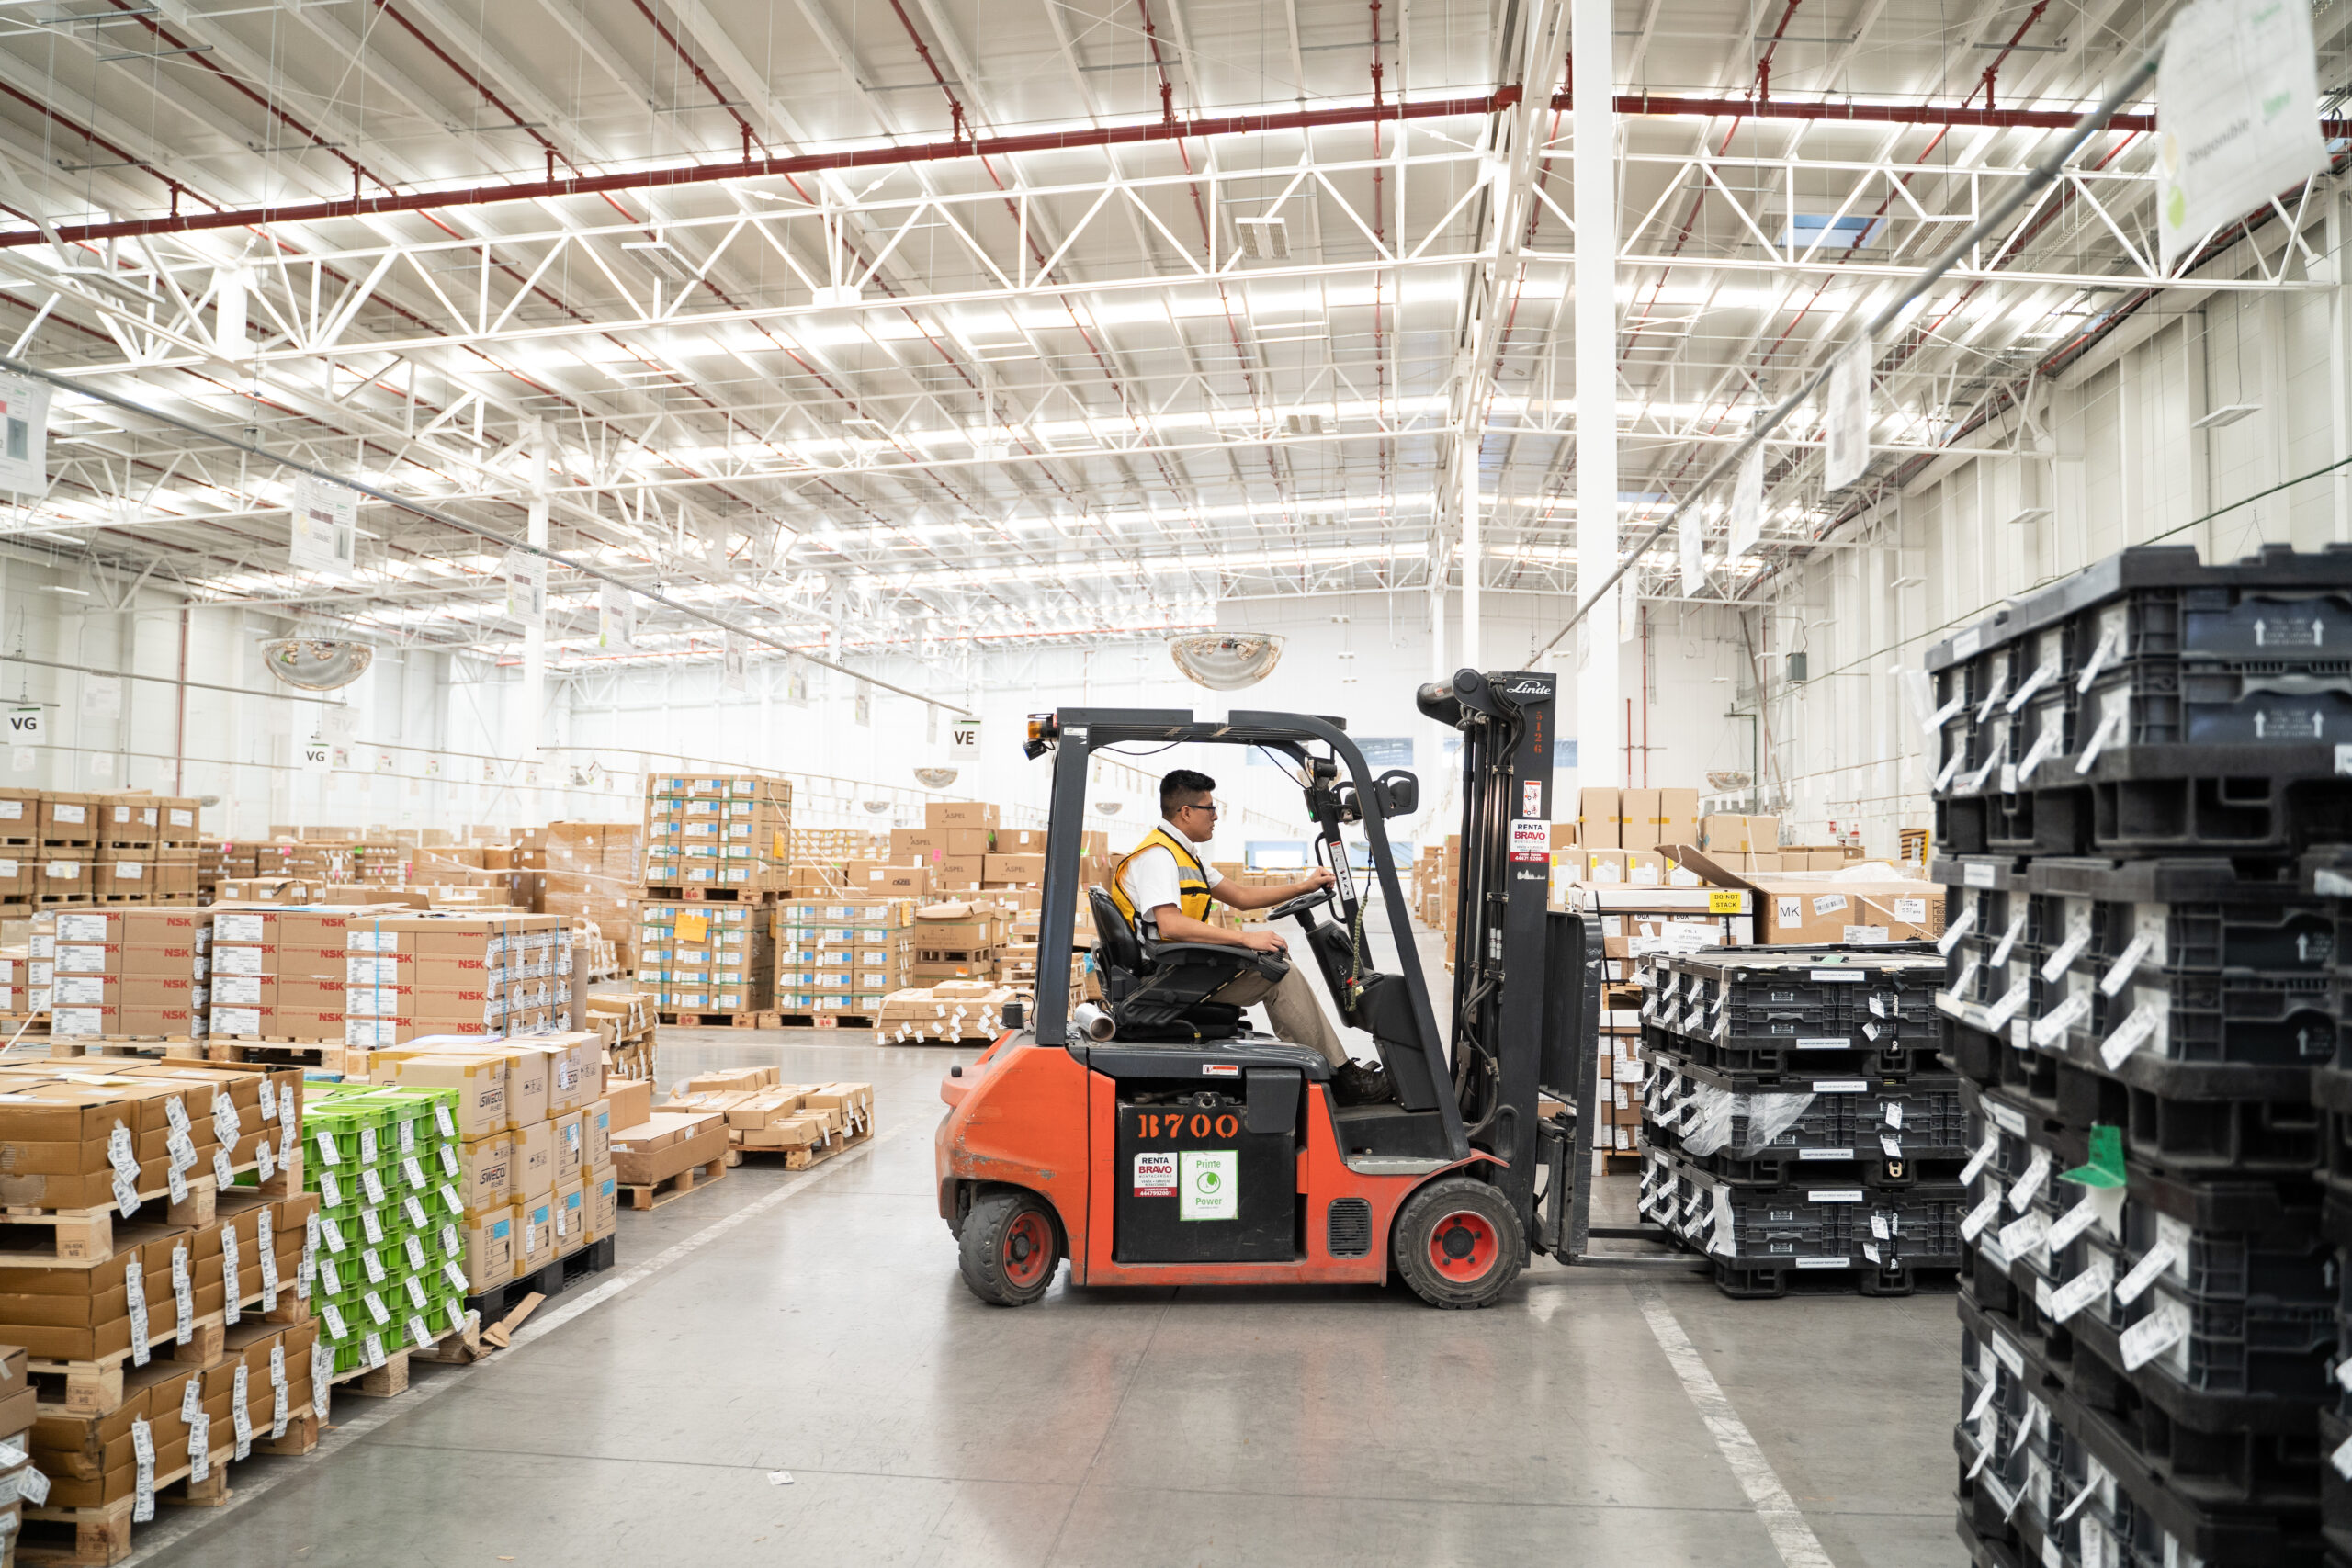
[119, 1042, 1962, 1567]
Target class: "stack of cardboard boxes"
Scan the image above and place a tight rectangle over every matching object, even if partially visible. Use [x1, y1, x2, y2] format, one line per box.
[641, 774, 792, 894]
[1575, 787, 1702, 885]
[637, 904, 773, 1019]
[661, 1069, 873, 1164]
[339, 912, 573, 1056]
[38, 792, 96, 908]
[369, 1034, 612, 1297]
[910, 900, 1002, 985]
[887, 803, 997, 897]
[540, 822, 645, 973]
[49, 909, 211, 1043]
[209, 908, 365, 1046]
[94, 795, 204, 905]
[0, 1058, 319, 1531]
[771, 899, 913, 1020]
[878, 981, 1021, 1044]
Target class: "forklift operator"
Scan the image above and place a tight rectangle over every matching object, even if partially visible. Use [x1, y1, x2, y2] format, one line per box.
[1108, 768, 1370, 1083]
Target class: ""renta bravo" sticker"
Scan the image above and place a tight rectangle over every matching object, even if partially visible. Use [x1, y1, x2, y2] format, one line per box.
[1133, 1152, 1176, 1199]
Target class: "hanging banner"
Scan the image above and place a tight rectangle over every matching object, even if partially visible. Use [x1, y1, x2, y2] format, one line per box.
[9, 747, 32, 774]
[1679, 516, 1706, 598]
[722, 633, 748, 692]
[423, 755, 442, 778]
[320, 705, 358, 741]
[854, 681, 871, 728]
[948, 716, 982, 757]
[288, 474, 358, 577]
[2156, 0, 2326, 273]
[6, 705, 41, 744]
[1729, 444, 1764, 560]
[0, 372, 51, 497]
[297, 736, 331, 773]
[1824, 336, 1872, 491]
[598, 584, 636, 651]
[502, 549, 546, 625]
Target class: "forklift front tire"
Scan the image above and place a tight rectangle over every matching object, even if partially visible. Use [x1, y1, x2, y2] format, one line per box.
[958, 1188, 1063, 1306]
[1392, 1176, 1525, 1309]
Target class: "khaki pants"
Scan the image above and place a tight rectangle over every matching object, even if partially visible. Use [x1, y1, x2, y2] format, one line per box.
[1206, 964, 1349, 1068]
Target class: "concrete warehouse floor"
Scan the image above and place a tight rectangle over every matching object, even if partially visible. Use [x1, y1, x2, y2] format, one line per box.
[120, 915, 1963, 1568]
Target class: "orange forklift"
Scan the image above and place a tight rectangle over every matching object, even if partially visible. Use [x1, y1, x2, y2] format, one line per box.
[935, 668, 1646, 1308]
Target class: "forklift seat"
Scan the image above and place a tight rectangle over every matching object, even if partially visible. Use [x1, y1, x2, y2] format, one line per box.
[1086, 886, 1287, 1043]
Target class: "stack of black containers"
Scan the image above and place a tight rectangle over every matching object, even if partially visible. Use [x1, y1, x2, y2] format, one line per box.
[1931, 543, 2352, 1568]
[1635, 946, 1970, 1299]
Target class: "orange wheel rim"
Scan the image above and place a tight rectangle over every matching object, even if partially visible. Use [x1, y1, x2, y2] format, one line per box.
[1002, 1212, 1052, 1288]
[1429, 1210, 1498, 1281]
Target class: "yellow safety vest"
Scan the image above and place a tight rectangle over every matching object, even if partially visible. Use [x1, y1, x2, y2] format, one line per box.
[1107, 826, 1213, 937]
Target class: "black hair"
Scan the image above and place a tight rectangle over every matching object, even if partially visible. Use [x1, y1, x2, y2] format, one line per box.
[1159, 768, 1216, 818]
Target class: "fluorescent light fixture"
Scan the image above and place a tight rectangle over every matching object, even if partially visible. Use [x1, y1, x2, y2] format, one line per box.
[42, 585, 90, 596]
[2192, 404, 2259, 429]
[2003, 507, 2052, 526]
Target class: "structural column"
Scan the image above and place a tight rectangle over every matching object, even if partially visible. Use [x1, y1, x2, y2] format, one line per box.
[522, 416, 549, 793]
[1573, 0, 1620, 784]
[1460, 434, 1482, 671]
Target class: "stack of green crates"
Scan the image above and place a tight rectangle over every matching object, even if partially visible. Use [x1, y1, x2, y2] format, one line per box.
[304, 1083, 475, 1374]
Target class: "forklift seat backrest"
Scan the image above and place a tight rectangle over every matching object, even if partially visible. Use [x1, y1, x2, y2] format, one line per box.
[1088, 886, 1147, 976]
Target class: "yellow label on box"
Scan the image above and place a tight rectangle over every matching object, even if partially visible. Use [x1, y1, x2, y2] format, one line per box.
[675, 910, 710, 944]
[773, 830, 788, 858]
[1707, 890, 1743, 913]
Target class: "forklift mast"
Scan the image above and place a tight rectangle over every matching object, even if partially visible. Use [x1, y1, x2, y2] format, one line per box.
[1418, 669, 1563, 1223]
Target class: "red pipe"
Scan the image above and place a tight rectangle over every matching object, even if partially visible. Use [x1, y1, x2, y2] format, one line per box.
[15, 85, 2345, 252]
[1, 92, 1515, 249]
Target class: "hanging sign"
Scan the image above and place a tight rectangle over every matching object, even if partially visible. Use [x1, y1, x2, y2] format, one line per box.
[1823, 335, 1872, 491]
[2156, 0, 2326, 273]
[0, 373, 51, 496]
[948, 716, 982, 757]
[288, 474, 358, 577]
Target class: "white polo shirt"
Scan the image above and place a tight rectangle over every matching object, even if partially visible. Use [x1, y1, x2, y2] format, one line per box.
[1117, 819, 1233, 930]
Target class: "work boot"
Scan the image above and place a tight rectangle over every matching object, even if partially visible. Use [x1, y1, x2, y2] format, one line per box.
[1333, 1059, 1394, 1106]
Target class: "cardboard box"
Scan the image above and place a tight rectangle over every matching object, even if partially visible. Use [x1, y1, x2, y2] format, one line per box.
[586, 1164, 616, 1241]
[982, 852, 1046, 886]
[1668, 848, 1939, 944]
[1657, 788, 1701, 849]
[1698, 814, 1753, 853]
[553, 1110, 584, 1182]
[455, 1131, 514, 1213]
[513, 1195, 551, 1269]
[1578, 788, 1620, 850]
[462, 1209, 514, 1288]
[582, 1097, 612, 1167]
[923, 802, 1000, 830]
[552, 1177, 585, 1251]
[510, 1119, 555, 1197]
[379, 1055, 506, 1138]
[609, 1111, 727, 1185]
[1619, 789, 1661, 852]
[943, 828, 994, 858]
[1583, 850, 1625, 884]
[605, 1078, 652, 1129]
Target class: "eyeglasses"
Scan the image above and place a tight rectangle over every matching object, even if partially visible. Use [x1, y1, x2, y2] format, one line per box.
[1181, 800, 1221, 818]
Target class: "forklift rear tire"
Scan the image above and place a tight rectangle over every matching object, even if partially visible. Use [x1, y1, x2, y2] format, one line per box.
[1392, 1176, 1524, 1309]
[958, 1189, 1062, 1306]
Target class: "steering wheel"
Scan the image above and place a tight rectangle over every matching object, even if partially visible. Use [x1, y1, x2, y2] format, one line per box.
[1267, 888, 1334, 924]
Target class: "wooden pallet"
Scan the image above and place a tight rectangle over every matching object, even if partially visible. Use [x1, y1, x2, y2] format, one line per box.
[201, 1040, 340, 1068]
[28, 1314, 227, 1417]
[639, 886, 785, 904]
[19, 1440, 236, 1565]
[729, 1125, 874, 1171]
[44, 1038, 206, 1061]
[620, 1155, 727, 1210]
[775, 1012, 877, 1030]
[656, 1010, 778, 1030]
[251, 1405, 324, 1459]
[329, 1314, 476, 1399]
[0, 1154, 301, 1271]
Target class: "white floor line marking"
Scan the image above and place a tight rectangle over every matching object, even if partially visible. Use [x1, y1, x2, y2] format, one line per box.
[1636, 1290, 1837, 1568]
[112, 1126, 904, 1565]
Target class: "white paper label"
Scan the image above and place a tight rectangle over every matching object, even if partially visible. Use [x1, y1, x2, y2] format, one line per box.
[2118, 1299, 2190, 1371]
[2114, 1236, 2179, 1306]
[2009, 1146, 2052, 1212]
[2050, 1254, 2114, 1324]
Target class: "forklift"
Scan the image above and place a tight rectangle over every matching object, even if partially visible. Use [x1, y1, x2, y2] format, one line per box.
[934, 667, 1661, 1308]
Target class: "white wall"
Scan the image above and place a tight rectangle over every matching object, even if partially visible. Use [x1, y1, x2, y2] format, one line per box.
[1731, 206, 2349, 856]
